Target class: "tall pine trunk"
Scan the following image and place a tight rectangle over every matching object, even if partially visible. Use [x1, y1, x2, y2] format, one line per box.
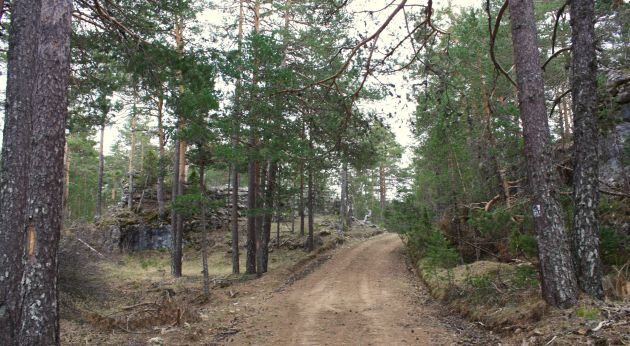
[230, 0, 245, 275]
[306, 135, 315, 251]
[570, 0, 603, 299]
[0, 1, 72, 344]
[299, 123, 306, 236]
[508, 0, 578, 308]
[199, 165, 210, 295]
[247, 158, 259, 274]
[261, 161, 277, 272]
[230, 157, 240, 274]
[96, 121, 106, 219]
[379, 162, 386, 222]
[246, 0, 262, 275]
[171, 18, 187, 278]
[128, 111, 136, 210]
[156, 93, 166, 220]
[340, 160, 348, 233]
[171, 136, 183, 277]
[307, 161, 315, 252]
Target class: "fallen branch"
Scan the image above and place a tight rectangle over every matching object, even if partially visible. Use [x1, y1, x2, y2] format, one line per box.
[590, 320, 613, 332]
[76, 237, 106, 259]
[484, 194, 501, 212]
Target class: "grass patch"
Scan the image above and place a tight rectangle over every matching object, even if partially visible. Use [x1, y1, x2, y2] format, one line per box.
[415, 259, 548, 329]
[576, 306, 600, 320]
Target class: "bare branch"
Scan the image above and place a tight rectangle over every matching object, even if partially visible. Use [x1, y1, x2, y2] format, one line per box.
[542, 46, 571, 71]
[551, 0, 570, 54]
[548, 89, 571, 118]
[486, 0, 517, 87]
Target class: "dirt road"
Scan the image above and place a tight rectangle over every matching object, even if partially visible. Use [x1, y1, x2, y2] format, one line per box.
[229, 233, 495, 345]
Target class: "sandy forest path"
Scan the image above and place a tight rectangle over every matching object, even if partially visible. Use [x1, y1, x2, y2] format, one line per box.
[228, 233, 495, 345]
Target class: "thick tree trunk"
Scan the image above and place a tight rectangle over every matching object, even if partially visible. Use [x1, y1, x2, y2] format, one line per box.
[299, 124, 306, 236]
[199, 165, 210, 295]
[256, 163, 267, 275]
[307, 160, 315, 252]
[246, 0, 262, 275]
[299, 164, 305, 236]
[246, 158, 259, 274]
[340, 160, 348, 233]
[171, 136, 182, 277]
[96, 121, 106, 219]
[230, 0, 245, 275]
[230, 161, 240, 274]
[379, 162, 386, 222]
[128, 111, 136, 210]
[346, 176, 353, 228]
[156, 93, 166, 220]
[172, 137, 187, 277]
[570, 0, 603, 299]
[260, 161, 277, 272]
[0, 1, 72, 344]
[508, 0, 578, 308]
[291, 195, 296, 233]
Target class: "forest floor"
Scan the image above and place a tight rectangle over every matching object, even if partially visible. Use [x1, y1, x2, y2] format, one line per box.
[60, 218, 628, 345]
[60, 219, 497, 345]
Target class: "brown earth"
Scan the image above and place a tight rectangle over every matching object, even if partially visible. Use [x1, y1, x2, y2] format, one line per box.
[227, 233, 496, 345]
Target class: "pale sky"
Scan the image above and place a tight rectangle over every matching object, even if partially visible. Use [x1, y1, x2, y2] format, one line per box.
[0, 0, 480, 164]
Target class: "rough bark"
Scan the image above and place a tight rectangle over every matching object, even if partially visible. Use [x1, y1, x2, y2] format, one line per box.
[96, 122, 106, 219]
[291, 195, 296, 233]
[379, 162, 386, 221]
[230, 0, 245, 275]
[230, 161, 240, 274]
[307, 160, 315, 252]
[261, 161, 277, 273]
[340, 160, 348, 233]
[246, 0, 261, 275]
[299, 124, 306, 236]
[256, 163, 267, 275]
[171, 136, 182, 277]
[170, 18, 186, 278]
[0, 1, 72, 344]
[128, 111, 136, 210]
[156, 93, 166, 220]
[199, 165, 210, 295]
[570, 0, 603, 299]
[508, 0, 578, 308]
[247, 157, 259, 274]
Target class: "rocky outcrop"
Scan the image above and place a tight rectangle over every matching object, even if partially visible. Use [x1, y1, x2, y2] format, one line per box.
[101, 186, 248, 252]
[119, 224, 172, 252]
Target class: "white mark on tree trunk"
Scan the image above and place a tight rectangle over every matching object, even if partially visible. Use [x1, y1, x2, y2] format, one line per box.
[532, 204, 542, 218]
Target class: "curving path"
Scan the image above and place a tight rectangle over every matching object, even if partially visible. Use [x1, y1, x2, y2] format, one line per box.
[228, 233, 493, 345]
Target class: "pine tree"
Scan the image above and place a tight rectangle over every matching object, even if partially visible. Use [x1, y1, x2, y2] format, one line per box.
[0, 1, 72, 343]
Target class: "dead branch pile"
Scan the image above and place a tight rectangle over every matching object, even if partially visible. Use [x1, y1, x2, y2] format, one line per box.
[87, 291, 200, 333]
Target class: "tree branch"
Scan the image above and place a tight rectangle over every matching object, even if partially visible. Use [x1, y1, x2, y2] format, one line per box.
[551, 0, 570, 54]
[542, 46, 571, 71]
[486, 0, 516, 87]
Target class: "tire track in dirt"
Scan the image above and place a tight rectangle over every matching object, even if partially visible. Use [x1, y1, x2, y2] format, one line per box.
[228, 233, 495, 345]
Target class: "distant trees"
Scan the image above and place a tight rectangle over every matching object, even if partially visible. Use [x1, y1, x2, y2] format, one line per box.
[0, 1, 73, 344]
